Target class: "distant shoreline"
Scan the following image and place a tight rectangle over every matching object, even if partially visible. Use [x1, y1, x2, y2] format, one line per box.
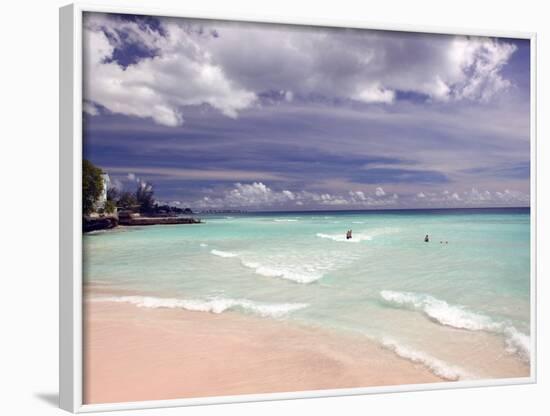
[199, 206, 530, 215]
[83, 214, 202, 233]
[83, 206, 529, 233]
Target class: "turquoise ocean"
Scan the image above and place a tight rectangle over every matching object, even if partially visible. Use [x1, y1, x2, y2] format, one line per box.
[84, 208, 531, 381]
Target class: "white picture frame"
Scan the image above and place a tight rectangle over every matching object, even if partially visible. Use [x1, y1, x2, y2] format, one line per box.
[59, 2, 537, 412]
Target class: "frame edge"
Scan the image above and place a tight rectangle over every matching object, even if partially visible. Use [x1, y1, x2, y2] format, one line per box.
[63, 3, 538, 413]
[59, 3, 77, 413]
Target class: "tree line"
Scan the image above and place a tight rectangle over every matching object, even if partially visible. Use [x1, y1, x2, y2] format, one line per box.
[82, 159, 157, 215]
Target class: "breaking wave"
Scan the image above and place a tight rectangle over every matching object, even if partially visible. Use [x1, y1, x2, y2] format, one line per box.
[380, 290, 530, 361]
[211, 249, 238, 258]
[382, 338, 472, 381]
[504, 326, 531, 362]
[380, 290, 500, 331]
[209, 247, 328, 284]
[316, 227, 399, 243]
[241, 260, 323, 284]
[93, 295, 308, 319]
[316, 232, 372, 243]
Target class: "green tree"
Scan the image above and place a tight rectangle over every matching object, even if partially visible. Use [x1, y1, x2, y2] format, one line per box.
[118, 191, 138, 210]
[106, 187, 119, 202]
[104, 200, 117, 214]
[136, 181, 155, 213]
[82, 159, 104, 215]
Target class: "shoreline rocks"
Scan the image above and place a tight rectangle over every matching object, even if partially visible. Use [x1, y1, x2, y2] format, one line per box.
[83, 216, 118, 233]
[83, 211, 202, 233]
[118, 216, 202, 226]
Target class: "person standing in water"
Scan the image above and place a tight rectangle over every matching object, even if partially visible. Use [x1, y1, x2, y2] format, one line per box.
[424, 234, 429, 242]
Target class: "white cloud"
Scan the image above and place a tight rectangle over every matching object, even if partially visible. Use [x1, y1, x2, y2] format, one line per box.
[83, 14, 256, 126]
[204, 24, 517, 104]
[190, 182, 399, 209]
[467, 188, 492, 201]
[282, 190, 295, 200]
[83, 15, 518, 127]
[226, 182, 273, 206]
[83, 101, 99, 116]
[448, 37, 517, 102]
[375, 187, 386, 197]
[349, 190, 367, 201]
[320, 193, 349, 206]
[415, 188, 529, 207]
[180, 181, 529, 210]
[354, 84, 395, 104]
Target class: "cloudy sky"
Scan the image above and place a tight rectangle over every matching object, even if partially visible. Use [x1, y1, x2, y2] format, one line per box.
[82, 12, 531, 211]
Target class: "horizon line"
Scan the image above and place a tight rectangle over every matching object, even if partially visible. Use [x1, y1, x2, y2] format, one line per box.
[195, 205, 530, 214]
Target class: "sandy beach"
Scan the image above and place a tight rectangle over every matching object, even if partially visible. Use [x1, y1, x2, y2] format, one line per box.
[83, 288, 444, 404]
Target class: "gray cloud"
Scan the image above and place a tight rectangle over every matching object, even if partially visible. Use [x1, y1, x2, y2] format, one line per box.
[83, 13, 530, 210]
[83, 14, 518, 127]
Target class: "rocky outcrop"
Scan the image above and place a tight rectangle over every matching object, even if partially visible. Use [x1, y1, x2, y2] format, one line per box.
[118, 216, 201, 226]
[83, 212, 202, 232]
[83, 216, 118, 233]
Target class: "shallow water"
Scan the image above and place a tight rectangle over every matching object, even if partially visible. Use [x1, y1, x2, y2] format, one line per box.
[84, 208, 531, 381]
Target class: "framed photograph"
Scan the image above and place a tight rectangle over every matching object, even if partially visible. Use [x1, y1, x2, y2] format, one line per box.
[59, 2, 537, 413]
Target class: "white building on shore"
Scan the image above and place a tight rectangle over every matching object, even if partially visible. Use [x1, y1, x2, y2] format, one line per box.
[96, 173, 111, 209]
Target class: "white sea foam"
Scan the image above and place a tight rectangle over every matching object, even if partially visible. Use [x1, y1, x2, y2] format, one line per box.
[210, 247, 325, 284]
[380, 290, 531, 361]
[380, 290, 500, 331]
[93, 295, 308, 319]
[199, 243, 208, 247]
[316, 232, 372, 243]
[86, 229, 110, 235]
[274, 219, 298, 222]
[241, 260, 323, 284]
[504, 326, 531, 362]
[211, 249, 237, 258]
[382, 338, 472, 381]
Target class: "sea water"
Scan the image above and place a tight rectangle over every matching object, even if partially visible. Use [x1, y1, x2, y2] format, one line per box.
[84, 208, 531, 381]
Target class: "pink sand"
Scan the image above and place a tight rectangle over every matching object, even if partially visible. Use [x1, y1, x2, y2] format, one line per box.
[83, 297, 443, 404]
